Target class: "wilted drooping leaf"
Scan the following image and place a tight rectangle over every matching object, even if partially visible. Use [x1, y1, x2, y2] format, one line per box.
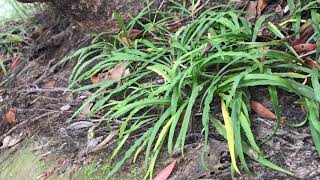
[250, 100, 276, 119]
[154, 160, 177, 180]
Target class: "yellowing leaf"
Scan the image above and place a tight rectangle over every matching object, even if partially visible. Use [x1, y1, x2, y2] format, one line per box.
[221, 99, 240, 174]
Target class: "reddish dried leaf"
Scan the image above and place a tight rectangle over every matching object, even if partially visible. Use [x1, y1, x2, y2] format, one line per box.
[304, 58, 318, 69]
[245, 1, 257, 21]
[292, 26, 314, 46]
[121, 29, 142, 46]
[293, 43, 317, 54]
[90, 76, 101, 84]
[257, 0, 268, 16]
[168, 21, 187, 33]
[250, 100, 276, 119]
[5, 108, 16, 126]
[9, 55, 21, 72]
[154, 160, 177, 180]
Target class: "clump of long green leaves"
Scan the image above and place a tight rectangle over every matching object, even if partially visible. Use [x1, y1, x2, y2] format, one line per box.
[68, 2, 320, 179]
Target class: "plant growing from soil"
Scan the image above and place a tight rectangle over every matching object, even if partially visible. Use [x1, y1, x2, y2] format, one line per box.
[67, 1, 320, 179]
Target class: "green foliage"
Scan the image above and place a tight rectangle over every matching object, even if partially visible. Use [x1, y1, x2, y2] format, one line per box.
[67, 2, 320, 179]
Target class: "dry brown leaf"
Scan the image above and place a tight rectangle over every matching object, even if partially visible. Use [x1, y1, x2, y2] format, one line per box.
[304, 58, 318, 69]
[90, 76, 101, 84]
[167, 36, 173, 44]
[44, 80, 56, 88]
[245, 1, 257, 21]
[250, 100, 276, 119]
[102, 61, 129, 80]
[292, 26, 314, 46]
[258, 46, 270, 61]
[5, 108, 16, 126]
[154, 160, 177, 180]
[257, 0, 268, 16]
[81, 103, 94, 117]
[293, 43, 317, 55]
[91, 61, 129, 84]
[9, 55, 21, 72]
[121, 29, 142, 46]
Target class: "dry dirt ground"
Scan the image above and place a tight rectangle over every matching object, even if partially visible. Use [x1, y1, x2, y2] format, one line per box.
[0, 2, 320, 179]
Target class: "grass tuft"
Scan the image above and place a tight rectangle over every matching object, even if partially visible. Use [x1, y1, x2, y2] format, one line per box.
[67, 1, 320, 178]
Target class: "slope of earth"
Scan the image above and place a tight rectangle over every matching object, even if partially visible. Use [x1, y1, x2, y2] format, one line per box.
[0, 0, 320, 179]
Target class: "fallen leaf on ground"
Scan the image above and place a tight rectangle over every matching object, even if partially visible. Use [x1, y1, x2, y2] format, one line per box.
[245, 1, 257, 21]
[292, 25, 314, 46]
[91, 61, 129, 84]
[293, 43, 317, 54]
[167, 20, 187, 33]
[154, 160, 177, 180]
[90, 76, 101, 84]
[250, 100, 276, 119]
[44, 80, 56, 88]
[257, 46, 270, 61]
[9, 55, 21, 72]
[257, 0, 268, 16]
[167, 36, 173, 44]
[304, 58, 318, 68]
[81, 103, 94, 117]
[5, 107, 16, 126]
[121, 29, 142, 46]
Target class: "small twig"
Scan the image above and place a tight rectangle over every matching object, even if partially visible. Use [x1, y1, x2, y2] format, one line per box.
[21, 87, 70, 93]
[299, 49, 317, 58]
